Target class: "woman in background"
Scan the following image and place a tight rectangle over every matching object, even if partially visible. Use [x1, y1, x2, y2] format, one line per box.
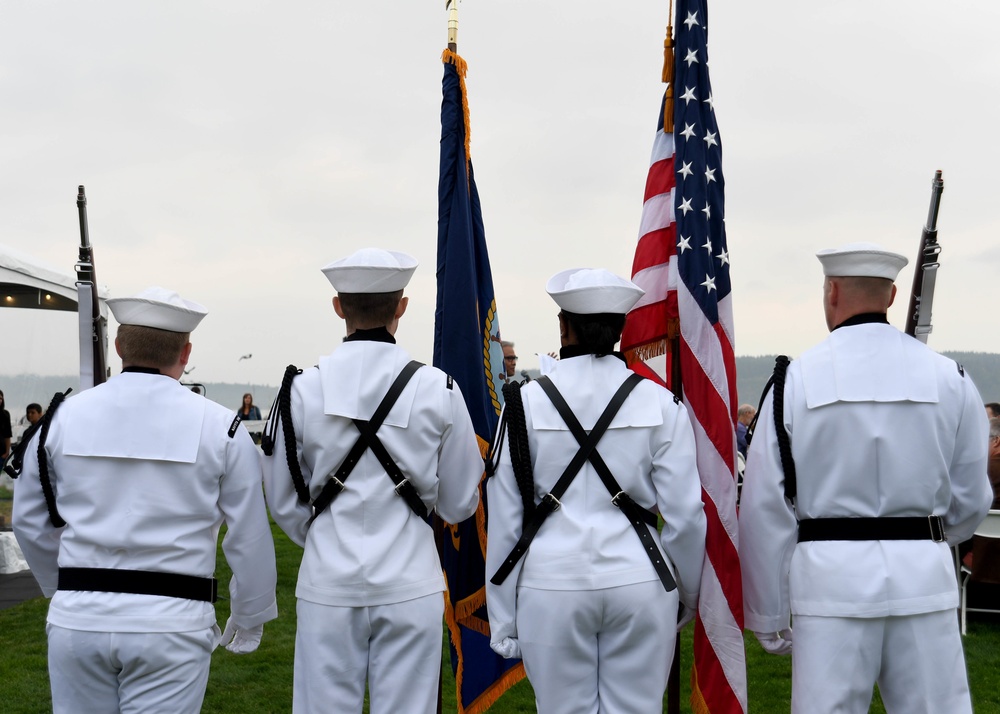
[238, 393, 261, 421]
[0, 390, 11, 463]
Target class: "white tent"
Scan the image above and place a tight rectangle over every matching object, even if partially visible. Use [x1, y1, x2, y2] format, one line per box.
[0, 242, 108, 315]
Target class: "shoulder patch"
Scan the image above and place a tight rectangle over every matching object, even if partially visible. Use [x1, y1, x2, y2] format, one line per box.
[228, 414, 242, 438]
[446, 375, 454, 390]
[957, 362, 965, 377]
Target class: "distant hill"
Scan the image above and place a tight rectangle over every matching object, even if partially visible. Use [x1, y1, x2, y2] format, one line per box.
[4, 351, 999, 422]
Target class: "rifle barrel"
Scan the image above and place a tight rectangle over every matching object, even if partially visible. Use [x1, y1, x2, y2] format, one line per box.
[904, 171, 944, 340]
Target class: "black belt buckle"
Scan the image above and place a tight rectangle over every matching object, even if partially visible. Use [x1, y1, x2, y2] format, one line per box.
[928, 515, 946, 543]
[394, 478, 412, 496]
[611, 490, 627, 508]
[208, 578, 219, 603]
[540, 492, 561, 511]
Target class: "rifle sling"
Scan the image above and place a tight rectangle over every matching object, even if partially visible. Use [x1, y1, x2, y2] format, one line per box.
[310, 361, 426, 521]
[491, 373, 675, 593]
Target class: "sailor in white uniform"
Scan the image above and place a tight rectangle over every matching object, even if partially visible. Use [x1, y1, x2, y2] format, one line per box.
[262, 249, 482, 714]
[485, 268, 706, 714]
[13, 286, 278, 714]
[740, 243, 992, 714]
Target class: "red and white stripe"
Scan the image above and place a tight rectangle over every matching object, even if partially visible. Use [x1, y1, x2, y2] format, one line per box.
[624, 120, 747, 714]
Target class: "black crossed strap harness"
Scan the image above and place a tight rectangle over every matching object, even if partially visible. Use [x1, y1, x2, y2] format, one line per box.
[262, 360, 428, 522]
[490, 373, 677, 593]
[310, 360, 427, 521]
[747, 350, 945, 544]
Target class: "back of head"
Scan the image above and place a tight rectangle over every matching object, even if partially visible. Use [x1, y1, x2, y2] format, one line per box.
[322, 248, 417, 330]
[546, 268, 643, 350]
[116, 324, 191, 369]
[336, 291, 405, 329]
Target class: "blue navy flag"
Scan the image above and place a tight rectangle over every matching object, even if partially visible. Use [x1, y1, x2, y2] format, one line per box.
[434, 48, 524, 713]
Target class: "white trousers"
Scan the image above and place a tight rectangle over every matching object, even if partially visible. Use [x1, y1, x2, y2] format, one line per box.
[47, 624, 217, 714]
[293, 593, 444, 714]
[792, 610, 972, 714]
[516, 580, 678, 714]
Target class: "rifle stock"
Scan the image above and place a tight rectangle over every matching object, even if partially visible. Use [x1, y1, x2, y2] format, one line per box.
[904, 170, 944, 343]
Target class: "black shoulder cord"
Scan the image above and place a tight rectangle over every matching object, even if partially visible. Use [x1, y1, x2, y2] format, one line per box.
[745, 355, 796, 503]
[770, 356, 797, 503]
[501, 381, 536, 528]
[261, 365, 309, 504]
[37, 389, 72, 528]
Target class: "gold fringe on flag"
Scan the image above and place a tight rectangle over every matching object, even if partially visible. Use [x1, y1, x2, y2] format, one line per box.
[442, 48, 473, 162]
[624, 339, 668, 367]
[443, 570, 528, 714]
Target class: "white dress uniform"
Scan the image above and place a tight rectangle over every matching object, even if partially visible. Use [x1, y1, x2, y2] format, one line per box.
[740, 244, 992, 714]
[485, 269, 706, 714]
[13, 286, 278, 714]
[262, 249, 482, 714]
[13, 373, 279, 713]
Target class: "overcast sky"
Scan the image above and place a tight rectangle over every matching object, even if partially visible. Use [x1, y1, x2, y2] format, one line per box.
[2, 0, 998, 390]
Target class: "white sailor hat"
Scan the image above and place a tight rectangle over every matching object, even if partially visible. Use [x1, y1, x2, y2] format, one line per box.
[816, 242, 908, 281]
[321, 248, 418, 293]
[546, 268, 645, 315]
[107, 286, 208, 333]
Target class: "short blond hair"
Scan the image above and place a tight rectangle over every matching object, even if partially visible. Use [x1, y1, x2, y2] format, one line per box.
[117, 324, 190, 369]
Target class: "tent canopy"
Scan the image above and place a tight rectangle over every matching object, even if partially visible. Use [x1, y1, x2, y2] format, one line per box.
[0, 242, 108, 316]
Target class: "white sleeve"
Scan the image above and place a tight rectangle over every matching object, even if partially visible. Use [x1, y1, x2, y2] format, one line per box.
[484, 407, 525, 653]
[651, 400, 707, 611]
[943, 375, 992, 544]
[738, 388, 798, 634]
[220, 428, 278, 628]
[11, 432, 63, 597]
[434, 382, 482, 524]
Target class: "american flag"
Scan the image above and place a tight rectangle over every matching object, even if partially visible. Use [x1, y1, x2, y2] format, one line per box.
[621, 1, 747, 712]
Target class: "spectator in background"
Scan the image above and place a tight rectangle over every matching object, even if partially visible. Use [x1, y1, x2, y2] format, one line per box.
[0, 389, 11, 462]
[960, 417, 1000, 580]
[736, 403, 756, 458]
[238, 393, 262, 421]
[25, 403, 43, 426]
[986, 403, 1000, 419]
[501, 340, 518, 383]
[988, 417, 1000, 509]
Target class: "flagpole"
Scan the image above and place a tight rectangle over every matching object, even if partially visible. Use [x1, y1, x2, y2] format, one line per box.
[664, 6, 681, 710]
[447, 0, 459, 52]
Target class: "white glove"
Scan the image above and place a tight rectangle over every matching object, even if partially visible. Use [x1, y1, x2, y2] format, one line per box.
[754, 628, 793, 655]
[491, 637, 521, 659]
[676, 603, 696, 632]
[217, 616, 264, 654]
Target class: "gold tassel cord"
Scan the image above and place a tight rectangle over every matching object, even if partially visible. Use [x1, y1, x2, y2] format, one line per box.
[442, 48, 473, 163]
[662, 19, 675, 134]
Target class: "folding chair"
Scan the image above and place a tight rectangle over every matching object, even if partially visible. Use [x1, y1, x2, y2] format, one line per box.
[960, 509, 1000, 635]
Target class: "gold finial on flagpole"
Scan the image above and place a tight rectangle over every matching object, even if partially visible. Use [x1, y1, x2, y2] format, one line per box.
[447, 0, 460, 53]
[661, 0, 675, 133]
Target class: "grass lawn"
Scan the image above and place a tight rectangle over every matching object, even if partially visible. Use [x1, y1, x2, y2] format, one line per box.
[2, 516, 1000, 712]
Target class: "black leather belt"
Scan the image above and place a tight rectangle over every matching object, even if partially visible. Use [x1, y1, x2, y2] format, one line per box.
[58, 567, 218, 603]
[797, 516, 946, 543]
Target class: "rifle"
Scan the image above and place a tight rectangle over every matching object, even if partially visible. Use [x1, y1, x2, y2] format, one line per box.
[904, 170, 945, 344]
[75, 185, 108, 388]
